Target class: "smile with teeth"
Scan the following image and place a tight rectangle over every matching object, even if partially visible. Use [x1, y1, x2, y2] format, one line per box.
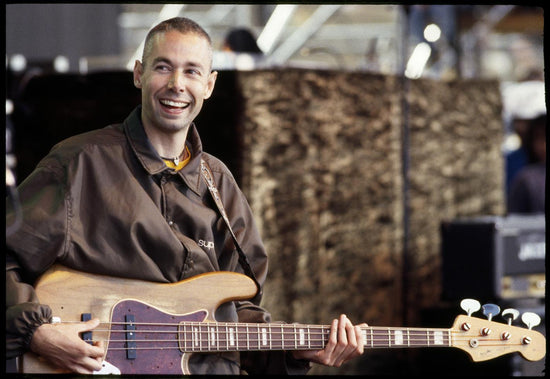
[160, 99, 190, 109]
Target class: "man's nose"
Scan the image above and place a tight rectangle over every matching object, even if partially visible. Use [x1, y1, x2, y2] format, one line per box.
[168, 71, 185, 92]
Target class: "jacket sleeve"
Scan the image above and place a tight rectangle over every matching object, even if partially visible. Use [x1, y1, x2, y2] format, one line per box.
[6, 253, 53, 358]
[5, 162, 69, 358]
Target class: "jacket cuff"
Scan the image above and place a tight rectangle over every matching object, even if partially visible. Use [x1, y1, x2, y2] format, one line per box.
[6, 302, 52, 358]
[285, 351, 312, 375]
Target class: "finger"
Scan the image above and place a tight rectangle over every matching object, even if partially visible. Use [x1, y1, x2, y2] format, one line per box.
[82, 355, 104, 372]
[81, 318, 101, 331]
[337, 314, 349, 345]
[326, 318, 339, 351]
[328, 315, 351, 367]
[355, 325, 365, 354]
[87, 344, 106, 359]
[335, 316, 362, 367]
[344, 316, 358, 347]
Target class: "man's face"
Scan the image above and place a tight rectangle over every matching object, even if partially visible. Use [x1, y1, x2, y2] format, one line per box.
[133, 30, 217, 134]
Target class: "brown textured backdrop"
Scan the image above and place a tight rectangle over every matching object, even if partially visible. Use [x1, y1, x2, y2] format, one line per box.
[234, 69, 504, 374]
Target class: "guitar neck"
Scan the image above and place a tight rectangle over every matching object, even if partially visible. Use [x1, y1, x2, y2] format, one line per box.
[175, 322, 450, 352]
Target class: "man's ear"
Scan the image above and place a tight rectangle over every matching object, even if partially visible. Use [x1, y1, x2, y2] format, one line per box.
[203, 70, 218, 100]
[133, 60, 143, 89]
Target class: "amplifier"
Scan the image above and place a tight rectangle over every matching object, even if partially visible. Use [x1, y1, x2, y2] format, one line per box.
[441, 215, 545, 300]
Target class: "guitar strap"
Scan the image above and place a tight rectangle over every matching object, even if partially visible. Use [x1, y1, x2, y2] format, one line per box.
[200, 159, 263, 299]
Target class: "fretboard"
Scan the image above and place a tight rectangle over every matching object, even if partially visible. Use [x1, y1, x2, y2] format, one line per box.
[175, 323, 451, 352]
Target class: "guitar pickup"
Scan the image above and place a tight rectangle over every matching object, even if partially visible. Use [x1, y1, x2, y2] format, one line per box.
[125, 314, 137, 359]
[81, 313, 93, 344]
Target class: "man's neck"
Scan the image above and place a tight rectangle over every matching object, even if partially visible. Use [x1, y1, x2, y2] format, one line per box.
[143, 123, 190, 160]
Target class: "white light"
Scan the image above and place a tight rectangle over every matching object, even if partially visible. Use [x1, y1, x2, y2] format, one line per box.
[9, 54, 27, 72]
[6, 99, 14, 115]
[54, 55, 70, 73]
[234, 54, 256, 71]
[423, 24, 441, 43]
[405, 42, 431, 79]
[256, 4, 297, 54]
[502, 133, 521, 152]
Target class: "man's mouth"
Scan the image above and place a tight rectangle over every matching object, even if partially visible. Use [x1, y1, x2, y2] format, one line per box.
[160, 99, 190, 109]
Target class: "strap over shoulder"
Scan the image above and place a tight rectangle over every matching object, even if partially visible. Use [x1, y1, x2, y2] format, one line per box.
[200, 159, 262, 299]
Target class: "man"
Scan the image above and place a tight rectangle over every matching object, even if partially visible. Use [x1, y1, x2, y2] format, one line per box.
[6, 17, 365, 374]
[508, 114, 546, 214]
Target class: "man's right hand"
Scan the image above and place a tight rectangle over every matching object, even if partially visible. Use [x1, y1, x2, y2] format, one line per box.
[29, 318, 105, 374]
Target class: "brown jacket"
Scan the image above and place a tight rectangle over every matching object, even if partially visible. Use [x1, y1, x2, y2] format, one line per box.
[6, 106, 309, 374]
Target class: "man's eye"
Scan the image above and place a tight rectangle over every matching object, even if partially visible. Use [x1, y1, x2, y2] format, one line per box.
[155, 65, 171, 72]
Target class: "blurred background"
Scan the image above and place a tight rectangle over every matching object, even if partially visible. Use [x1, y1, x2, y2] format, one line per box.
[5, 3, 545, 376]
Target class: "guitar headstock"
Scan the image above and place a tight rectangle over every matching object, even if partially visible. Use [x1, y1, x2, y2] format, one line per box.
[450, 299, 546, 362]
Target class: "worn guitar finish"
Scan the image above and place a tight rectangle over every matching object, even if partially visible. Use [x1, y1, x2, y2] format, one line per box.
[21, 265, 257, 374]
[20, 265, 546, 374]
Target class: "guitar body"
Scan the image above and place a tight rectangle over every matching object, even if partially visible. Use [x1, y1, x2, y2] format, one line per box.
[20, 265, 257, 374]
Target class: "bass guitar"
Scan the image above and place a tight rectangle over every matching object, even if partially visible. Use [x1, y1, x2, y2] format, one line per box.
[20, 265, 545, 374]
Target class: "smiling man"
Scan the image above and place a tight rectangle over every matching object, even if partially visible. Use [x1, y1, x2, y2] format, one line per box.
[135, 22, 218, 164]
[6, 17, 365, 375]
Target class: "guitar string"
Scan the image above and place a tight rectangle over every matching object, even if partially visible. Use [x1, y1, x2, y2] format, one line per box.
[82, 338, 526, 351]
[78, 320, 524, 334]
[64, 321, 532, 347]
[73, 321, 529, 335]
[82, 328, 524, 347]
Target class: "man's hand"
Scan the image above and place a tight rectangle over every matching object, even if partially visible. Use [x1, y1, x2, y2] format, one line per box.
[292, 314, 366, 367]
[30, 318, 105, 374]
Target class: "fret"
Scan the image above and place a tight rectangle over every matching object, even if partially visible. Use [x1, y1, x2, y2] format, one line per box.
[426, 330, 430, 346]
[209, 326, 215, 349]
[195, 324, 200, 351]
[199, 324, 206, 351]
[413, 329, 420, 347]
[282, 324, 294, 350]
[262, 327, 268, 348]
[237, 325, 246, 351]
[205, 324, 210, 350]
[307, 325, 327, 350]
[270, 324, 282, 350]
[229, 326, 235, 349]
[369, 327, 374, 348]
[224, 324, 229, 351]
[251, 324, 260, 350]
[281, 325, 285, 350]
[433, 330, 444, 345]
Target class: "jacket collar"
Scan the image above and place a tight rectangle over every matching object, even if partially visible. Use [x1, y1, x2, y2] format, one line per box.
[123, 106, 205, 196]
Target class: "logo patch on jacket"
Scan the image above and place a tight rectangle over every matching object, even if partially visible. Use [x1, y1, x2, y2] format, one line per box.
[198, 239, 215, 250]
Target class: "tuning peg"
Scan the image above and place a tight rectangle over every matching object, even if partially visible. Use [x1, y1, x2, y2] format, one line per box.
[521, 312, 541, 330]
[482, 303, 500, 321]
[460, 299, 481, 316]
[502, 308, 520, 325]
